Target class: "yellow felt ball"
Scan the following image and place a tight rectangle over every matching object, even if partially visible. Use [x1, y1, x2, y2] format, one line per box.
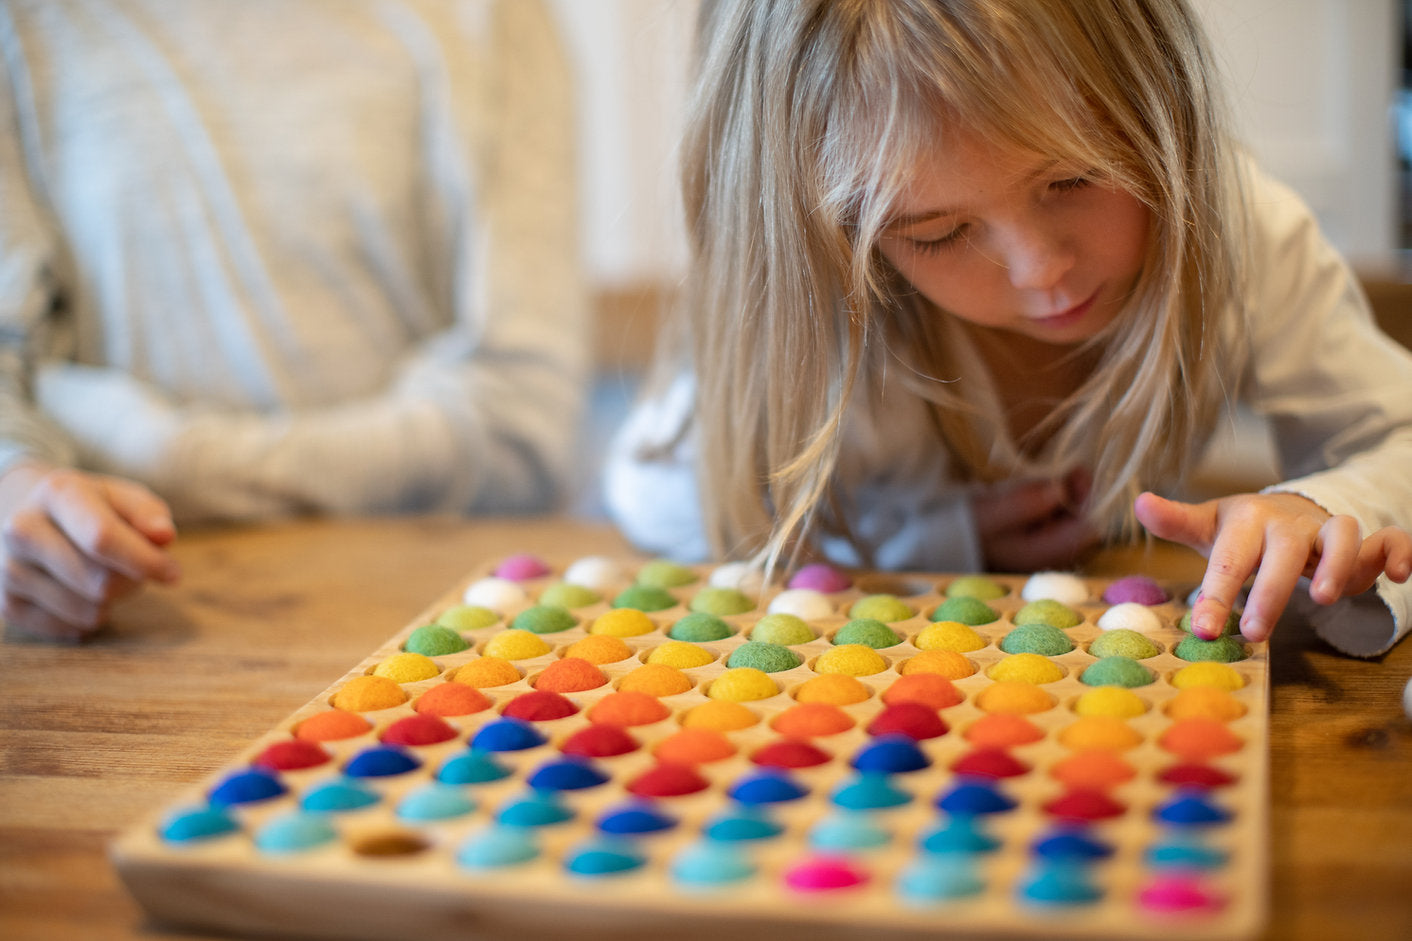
[913, 620, 987, 653]
[372, 652, 440, 683]
[1073, 686, 1148, 719]
[482, 629, 552, 660]
[986, 652, 1064, 684]
[646, 641, 716, 669]
[1170, 661, 1246, 691]
[813, 644, 888, 676]
[707, 667, 779, 702]
[590, 608, 657, 637]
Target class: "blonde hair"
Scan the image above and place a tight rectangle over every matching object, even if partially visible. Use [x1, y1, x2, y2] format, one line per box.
[660, 0, 1245, 570]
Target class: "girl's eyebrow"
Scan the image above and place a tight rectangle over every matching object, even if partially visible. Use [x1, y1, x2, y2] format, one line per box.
[882, 159, 1064, 231]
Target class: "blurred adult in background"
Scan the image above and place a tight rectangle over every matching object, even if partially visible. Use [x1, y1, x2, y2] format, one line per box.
[0, 0, 588, 640]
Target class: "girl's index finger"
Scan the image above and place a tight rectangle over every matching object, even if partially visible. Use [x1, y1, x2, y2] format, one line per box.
[1192, 534, 1261, 641]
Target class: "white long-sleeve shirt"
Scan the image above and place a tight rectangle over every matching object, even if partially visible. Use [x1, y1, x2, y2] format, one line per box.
[0, 0, 588, 520]
[605, 164, 1412, 656]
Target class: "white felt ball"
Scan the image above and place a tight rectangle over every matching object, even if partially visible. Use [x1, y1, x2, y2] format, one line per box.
[1404, 676, 1412, 722]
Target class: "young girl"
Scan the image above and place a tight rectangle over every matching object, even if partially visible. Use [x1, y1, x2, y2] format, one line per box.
[604, 0, 1412, 656]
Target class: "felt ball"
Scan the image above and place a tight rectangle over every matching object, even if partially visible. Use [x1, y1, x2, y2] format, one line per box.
[590, 608, 657, 637]
[832, 618, 903, 649]
[813, 644, 888, 677]
[1073, 686, 1148, 719]
[1079, 656, 1155, 688]
[1013, 599, 1082, 629]
[689, 586, 754, 616]
[1171, 662, 1246, 691]
[295, 709, 373, 741]
[618, 663, 693, 697]
[435, 604, 499, 631]
[563, 634, 635, 664]
[462, 577, 527, 612]
[1178, 609, 1243, 637]
[792, 673, 871, 706]
[708, 667, 780, 702]
[1164, 686, 1247, 721]
[707, 561, 765, 594]
[332, 675, 409, 712]
[987, 653, 1065, 685]
[511, 604, 576, 635]
[1096, 602, 1164, 634]
[963, 713, 1045, 748]
[912, 620, 987, 653]
[563, 555, 626, 590]
[494, 554, 551, 580]
[1174, 635, 1247, 663]
[900, 649, 976, 679]
[404, 624, 469, 656]
[1020, 572, 1088, 605]
[974, 681, 1056, 715]
[681, 700, 759, 731]
[1057, 716, 1143, 751]
[636, 559, 697, 588]
[655, 728, 737, 764]
[771, 702, 855, 737]
[749, 613, 815, 646]
[727, 641, 801, 673]
[998, 624, 1074, 656]
[373, 652, 440, 683]
[882, 673, 964, 709]
[847, 594, 914, 622]
[1087, 628, 1161, 660]
[482, 629, 552, 660]
[930, 595, 999, 625]
[945, 575, 1007, 600]
[788, 563, 852, 592]
[612, 584, 677, 612]
[533, 657, 609, 693]
[767, 588, 835, 620]
[646, 641, 716, 669]
[451, 657, 521, 688]
[667, 612, 734, 642]
[586, 690, 671, 727]
[537, 583, 601, 609]
[1102, 575, 1170, 605]
[413, 682, 492, 718]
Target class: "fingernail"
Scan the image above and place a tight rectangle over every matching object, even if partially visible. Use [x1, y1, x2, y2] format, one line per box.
[1193, 614, 1219, 640]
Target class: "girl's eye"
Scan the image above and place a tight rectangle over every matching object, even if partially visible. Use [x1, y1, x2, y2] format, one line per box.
[909, 225, 968, 256]
[1050, 174, 1092, 193]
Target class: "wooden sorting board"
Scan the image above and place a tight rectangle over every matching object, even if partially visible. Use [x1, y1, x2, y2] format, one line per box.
[111, 557, 1268, 941]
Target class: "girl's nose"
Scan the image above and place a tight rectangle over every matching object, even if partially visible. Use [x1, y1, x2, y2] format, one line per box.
[998, 224, 1075, 292]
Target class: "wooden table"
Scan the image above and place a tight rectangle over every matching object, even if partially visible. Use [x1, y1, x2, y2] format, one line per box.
[1, 516, 1409, 940]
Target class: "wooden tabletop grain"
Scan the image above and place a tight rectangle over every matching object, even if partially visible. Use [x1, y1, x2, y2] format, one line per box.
[1, 516, 1409, 941]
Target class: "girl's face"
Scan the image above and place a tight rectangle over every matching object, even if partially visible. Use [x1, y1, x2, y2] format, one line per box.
[876, 128, 1150, 346]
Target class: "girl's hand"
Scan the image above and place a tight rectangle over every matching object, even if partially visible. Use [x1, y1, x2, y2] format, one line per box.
[973, 470, 1101, 572]
[1, 463, 181, 642]
[1134, 491, 1412, 642]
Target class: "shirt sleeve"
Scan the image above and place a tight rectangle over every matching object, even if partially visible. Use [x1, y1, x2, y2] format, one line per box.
[32, 0, 589, 520]
[1239, 163, 1412, 655]
[0, 34, 75, 479]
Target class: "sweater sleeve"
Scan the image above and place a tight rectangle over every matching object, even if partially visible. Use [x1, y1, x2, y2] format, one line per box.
[32, 0, 589, 520]
[0, 31, 75, 478]
[1240, 165, 1412, 655]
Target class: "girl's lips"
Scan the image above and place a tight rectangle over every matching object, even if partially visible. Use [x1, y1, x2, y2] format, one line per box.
[1031, 290, 1098, 330]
